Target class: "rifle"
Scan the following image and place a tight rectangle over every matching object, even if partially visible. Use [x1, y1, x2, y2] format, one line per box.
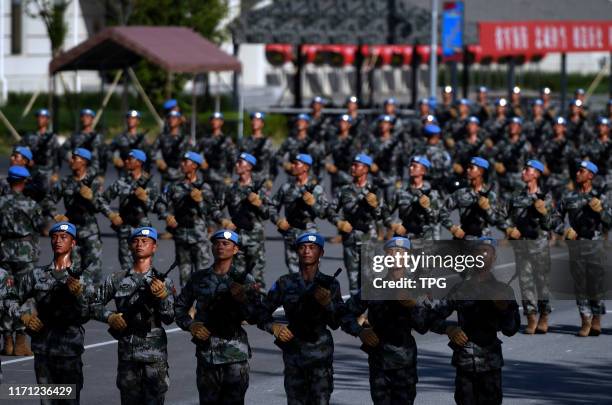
[108, 261, 177, 340]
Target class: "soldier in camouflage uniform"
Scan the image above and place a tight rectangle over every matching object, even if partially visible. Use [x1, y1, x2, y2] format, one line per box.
[366, 114, 402, 203]
[436, 86, 457, 128]
[450, 116, 486, 193]
[18, 222, 92, 404]
[63, 109, 105, 177]
[509, 86, 525, 119]
[277, 113, 324, 181]
[579, 117, 611, 198]
[382, 97, 408, 140]
[155, 151, 216, 287]
[329, 154, 384, 295]
[474, 86, 492, 124]
[152, 110, 191, 191]
[415, 124, 452, 195]
[196, 112, 237, 198]
[92, 227, 175, 404]
[501, 160, 555, 334]
[566, 99, 592, 146]
[0, 266, 18, 379]
[324, 114, 361, 195]
[540, 87, 558, 124]
[238, 112, 277, 190]
[259, 232, 344, 405]
[0, 146, 46, 202]
[553, 161, 611, 337]
[0, 166, 45, 356]
[270, 153, 328, 274]
[440, 157, 501, 239]
[213, 153, 271, 286]
[538, 117, 576, 203]
[524, 99, 552, 152]
[308, 96, 331, 143]
[99, 149, 159, 271]
[428, 238, 520, 405]
[443, 98, 472, 145]
[44, 148, 104, 284]
[109, 110, 150, 176]
[345, 96, 369, 146]
[175, 230, 262, 405]
[483, 98, 509, 143]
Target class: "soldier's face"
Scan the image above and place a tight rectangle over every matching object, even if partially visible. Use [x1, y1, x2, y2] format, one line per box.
[297, 243, 323, 265]
[125, 156, 141, 171]
[130, 237, 156, 259]
[442, 93, 452, 103]
[459, 104, 469, 115]
[575, 167, 593, 184]
[533, 105, 543, 116]
[496, 106, 506, 115]
[478, 92, 487, 104]
[384, 104, 396, 116]
[467, 164, 483, 180]
[180, 158, 198, 174]
[509, 123, 521, 135]
[338, 121, 350, 132]
[251, 118, 263, 131]
[10, 153, 28, 167]
[211, 118, 223, 131]
[511, 93, 520, 104]
[235, 159, 252, 175]
[296, 119, 308, 131]
[554, 124, 566, 137]
[51, 232, 75, 255]
[168, 116, 181, 129]
[570, 105, 580, 115]
[351, 162, 369, 177]
[521, 167, 539, 182]
[475, 245, 496, 275]
[379, 121, 391, 132]
[312, 103, 322, 113]
[419, 104, 429, 116]
[126, 116, 139, 129]
[37, 115, 49, 127]
[409, 162, 426, 177]
[213, 240, 239, 260]
[80, 114, 94, 127]
[70, 155, 88, 171]
[467, 122, 479, 134]
[347, 102, 357, 113]
[291, 160, 309, 176]
[598, 124, 609, 136]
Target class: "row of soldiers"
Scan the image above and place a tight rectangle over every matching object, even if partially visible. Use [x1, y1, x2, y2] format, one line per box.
[0, 219, 521, 405]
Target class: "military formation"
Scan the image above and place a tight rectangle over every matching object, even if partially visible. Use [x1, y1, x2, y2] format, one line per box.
[0, 86, 609, 405]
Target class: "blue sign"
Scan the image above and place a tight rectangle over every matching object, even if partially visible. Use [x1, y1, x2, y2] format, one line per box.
[442, 2, 464, 57]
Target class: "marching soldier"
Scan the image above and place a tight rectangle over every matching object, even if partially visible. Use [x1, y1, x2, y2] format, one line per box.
[99, 149, 159, 271]
[308, 96, 330, 142]
[277, 113, 323, 180]
[259, 232, 344, 405]
[63, 109, 104, 177]
[270, 153, 328, 274]
[436, 86, 456, 128]
[366, 114, 402, 202]
[175, 229, 262, 404]
[483, 98, 509, 143]
[540, 87, 558, 123]
[92, 227, 175, 404]
[509, 86, 525, 118]
[416, 124, 452, 195]
[324, 114, 361, 195]
[345, 95, 368, 145]
[238, 112, 277, 190]
[579, 117, 611, 197]
[474, 86, 492, 123]
[524, 99, 552, 152]
[18, 222, 92, 404]
[152, 109, 191, 191]
[109, 110, 149, 176]
[382, 97, 408, 138]
[566, 99, 592, 147]
[538, 117, 576, 203]
[444, 98, 471, 144]
[451, 116, 486, 191]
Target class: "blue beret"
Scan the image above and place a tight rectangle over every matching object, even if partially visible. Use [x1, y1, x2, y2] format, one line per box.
[129, 149, 147, 163]
[575, 88, 585, 95]
[50, 221, 77, 238]
[167, 110, 182, 118]
[311, 96, 325, 105]
[411, 155, 432, 169]
[163, 99, 178, 110]
[338, 114, 353, 124]
[384, 237, 411, 251]
[295, 232, 324, 249]
[210, 111, 224, 120]
[597, 117, 609, 126]
[478, 86, 488, 93]
[443, 85, 453, 94]
[554, 116, 567, 126]
[424, 124, 441, 136]
[533, 99, 544, 106]
[423, 114, 437, 124]
[458, 98, 471, 106]
[73, 148, 92, 161]
[35, 108, 50, 117]
[510, 117, 523, 125]
[346, 95, 358, 104]
[211, 229, 240, 245]
[526, 159, 545, 173]
[468, 116, 480, 125]
[7, 165, 30, 180]
[250, 111, 265, 120]
[293, 153, 313, 166]
[384, 97, 397, 105]
[354, 153, 373, 167]
[378, 114, 393, 123]
[239, 152, 257, 166]
[296, 113, 311, 122]
[470, 156, 490, 170]
[418, 98, 430, 106]
[579, 160, 598, 175]
[130, 227, 157, 242]
[14, 146, 33, 161]
[478, 236, 497, 248]
[80, 108, 96, 117]
[495, 98, 508, 107]
[126, 109, 141, 118]
[183, 151, 204, 165]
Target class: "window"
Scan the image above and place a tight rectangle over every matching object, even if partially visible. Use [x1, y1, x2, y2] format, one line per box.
[11, 0, 23, 55]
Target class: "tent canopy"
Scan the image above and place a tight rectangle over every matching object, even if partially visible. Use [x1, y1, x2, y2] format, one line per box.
[50, 26, 241, 74]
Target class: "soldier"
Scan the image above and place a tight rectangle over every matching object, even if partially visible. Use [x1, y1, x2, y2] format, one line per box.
[324, 114, 361, 195]
[152, 110, 191, 191]
[196, 111, 237, 198]
[524, 99, 552, 152]
[238, 112, 277, 190]
[44, 148, 104, 284]
[63, 108, 104, 177]
[444, 98, 471, 145]
[329, 154, 384, 295]
[474, 86, 492, 124]
[483, 98, 509, 143]
[92, 227, 175, 404]
[99, 149, 159, 271]
[277, 113, 323, 180]
[270, 153, 328, 274]
[18, 222, 92, 404]
[428, 238, 520, 405]
[382, 97, 408, 138]
[175, 230, 262, 405]
[345, 95, 369, 145]
[579, 117, 611, 197]
[451, 116, 486, 191]
[509, 86, 525, 118]
[538, 117, 576, 203]
[566, 99, 592, 146]
[308, 96, 330, 143]
[155, 151, 216, 287]
[366, 114, 402, 202]
[415, 124, 452, 195]
[109, 110, 149, 176]
[0, 265, 18, 379]
[0, 146, 40, 200]
[540, 87, 558, 123]
[387, 156, 442, 240]
[259, 232, 344, 405]
[341, 237, 429, 405]
[436, 85, 456, 128]
[440, 157, 501, 239]
[409, 99, 433, 139]
[501, 160, 555, 334]
[553, 161, 611, 337]
[0, 166, 46, 356]
[214, 153, 271, 286]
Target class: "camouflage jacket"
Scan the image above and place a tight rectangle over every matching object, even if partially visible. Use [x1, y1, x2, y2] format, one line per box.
[490, 135, 532, 174]
[237, 135, 277, 180]
[18, 263, 93, 357]
[109, 131, 149, 161]
[151, 130, 191, 170]
[324, 132, 361, 174]
[196, 132, 236, 183]
[0, 267, 19, 320]
[63, 130, 104, 174]
[92, 266, 175, 362]
[579, 137, 612, 175]
[453, 136, 487, 169]
[99, 172, 159, 228]
[416, 143, 452, 184]
[553, 188, 612, 239]
[523, 117, 552, 152]
[537, 137, 575, 176]
[269, 178, 328, 230]
[328, 181, 386, 232]
[0, 191, 45, 263]
[276, 132, 317, 164]
[443, 116, 469, 141]
[175, 265, 261, 365]
[440, 186, 501, 237]
[482, 117, 508, 142]
[388, 182, 441, 238]
[18, 131, 61, 173]
[214, 178, 271, 231]
[501, 187, 554, 240]
[365, 133, 402, 181]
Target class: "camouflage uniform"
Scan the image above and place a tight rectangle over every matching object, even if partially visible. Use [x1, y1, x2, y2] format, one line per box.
[553, 189, 612, 316]
[579, 138, 612, 199]
[270, 179, 328, 274]
[341, 290, 430, 405]
[444, 116, 469, 142]
[196, 132, 237, 197]
[324, 132, 361, 195]
[0, 267, 18, 382]
[490, 136, 532, 200]
[63, 130, 105, 176]
[238, 135, 277, 184]
[155, 173, 217, 286]
[482, 116, 507, 143]
[366, 133, 402, 202]
[277, 131, 325, 181]
[151, 130, 191, 190]
[98, 173, 160, 270]
[523, 117, 552, 153]
[44, 173, 104, 284]
[450, 136, 487, 192]
[387, 182, 442, 239]
[18, 263, 93, 405]
[440, 186, 501, 238]
[109, 131, 150, 175]
[92, 266, 175, 405]
[538, 137, 575, 202]
[566, 116, 592, 146]
[415, 142, 452, 195]
[18, 130, 61, 195]
[175, 266, 261, 404]
[260, 269, 344, 405]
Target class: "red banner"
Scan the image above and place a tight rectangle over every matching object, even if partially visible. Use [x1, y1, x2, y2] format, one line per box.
[479, 21, 612, 56]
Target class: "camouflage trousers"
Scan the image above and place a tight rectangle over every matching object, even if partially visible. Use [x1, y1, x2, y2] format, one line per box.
[1, 261, 34, 333]
[116, 360, 169, 405]
[282, 225, 317, 274]
[284, 362, 333, 405]
[196, 359, 249, 405]
[234, 227, 266, 287]
[454, 368, 502, 405]
[34, 354, 83, 405]
[568, 241, 607, 317]
[514, 242, 552, 315]
[76, 234, 102, 285]
[368, 363, 417, 405]
[342, 228, 377, 296]
[175, 240, 212, 288]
